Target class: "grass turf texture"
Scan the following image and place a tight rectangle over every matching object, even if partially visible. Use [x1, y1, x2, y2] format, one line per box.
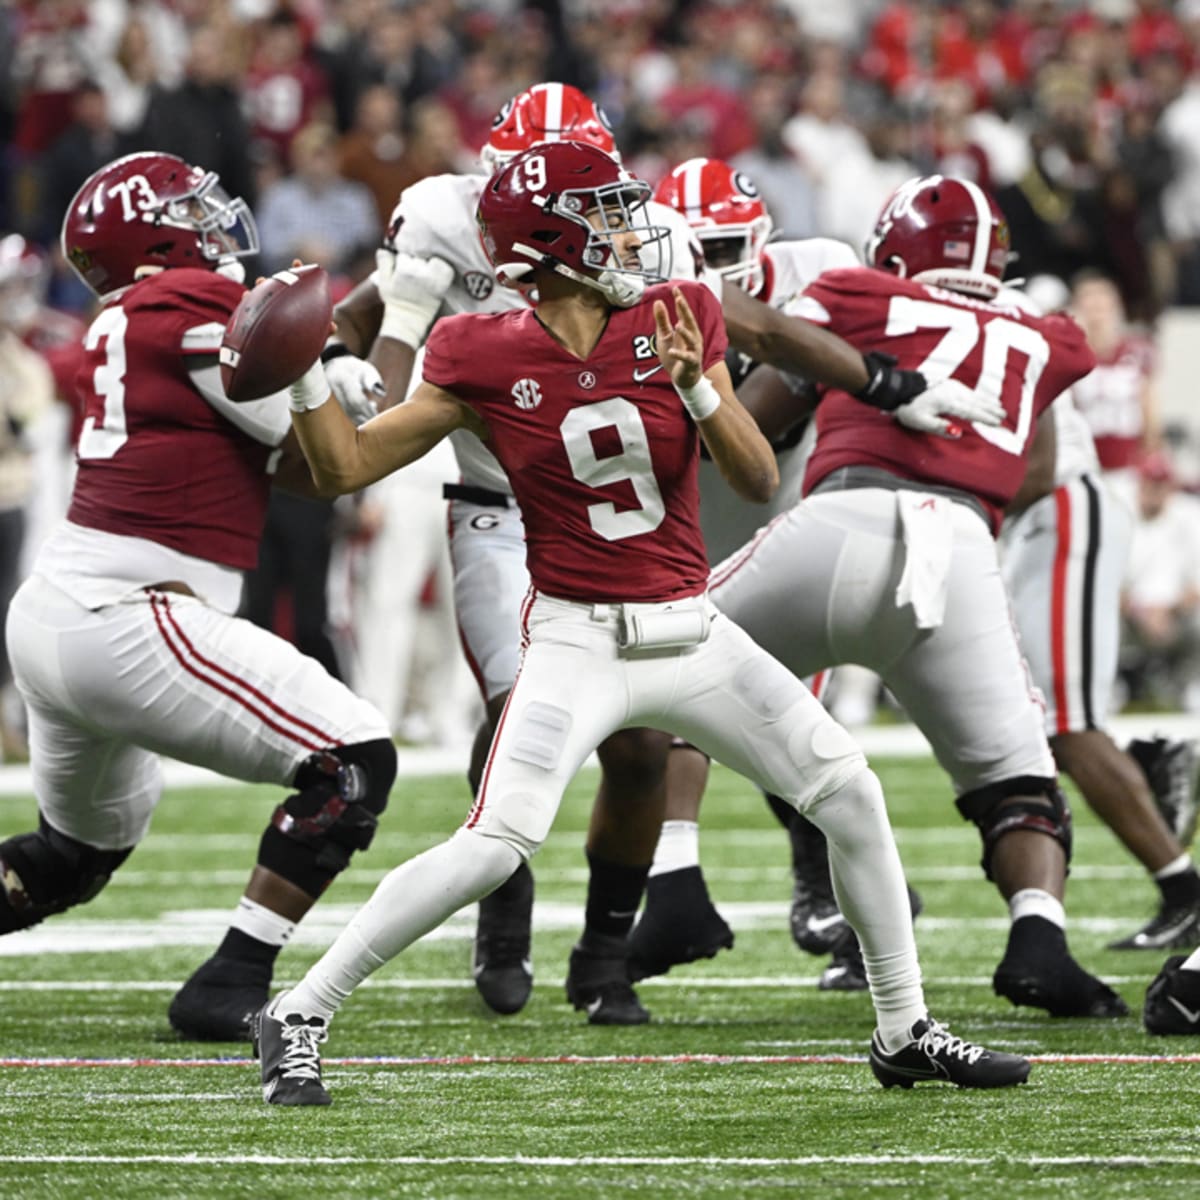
[1, 756, 1197, 1198]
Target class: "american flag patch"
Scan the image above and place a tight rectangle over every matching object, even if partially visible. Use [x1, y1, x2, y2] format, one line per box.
[943, 239, 971, 259]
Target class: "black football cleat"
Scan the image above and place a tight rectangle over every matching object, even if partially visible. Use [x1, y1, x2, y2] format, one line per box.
[993, 917, 1128, 1017]
[566, 938, 649, 1025]
[1108, 896, 1200, 951]
[1128, 736, 1199, 847]
[819, 939, 868, 992]
[168, 953, 271, 1041]
[870, 1018, 1031, 1089]
[1143, 955, 1200, 1035]
[472, 861, 534, 1015]
[626, 867, 734, 981]
[253, 1001, 331, 1106]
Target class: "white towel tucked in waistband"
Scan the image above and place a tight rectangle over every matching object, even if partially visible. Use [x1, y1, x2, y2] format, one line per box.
[895, 492, 953, 629]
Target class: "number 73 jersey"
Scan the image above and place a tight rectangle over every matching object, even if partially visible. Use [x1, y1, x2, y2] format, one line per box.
[794, 268, 1097, 531]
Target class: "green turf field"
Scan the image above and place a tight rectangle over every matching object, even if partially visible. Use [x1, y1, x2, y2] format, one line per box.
[1, 755, 1197, 1199]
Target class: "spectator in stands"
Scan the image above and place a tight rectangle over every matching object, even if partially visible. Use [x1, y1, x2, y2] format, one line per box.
[337, 83, 409, 229]
[138, 25, 257, 211]
[1121, 451, 1200, 710]
[256, 121, 379, 275]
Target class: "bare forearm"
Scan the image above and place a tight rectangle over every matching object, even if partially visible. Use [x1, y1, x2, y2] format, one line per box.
[333, 277, 383, 358]
[369, 336, 418, 411]
[698, 398, 779, 503]
[722, 284, 869, 392]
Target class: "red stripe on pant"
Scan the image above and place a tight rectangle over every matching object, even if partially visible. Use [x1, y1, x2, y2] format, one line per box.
[150, 593, 339, 752]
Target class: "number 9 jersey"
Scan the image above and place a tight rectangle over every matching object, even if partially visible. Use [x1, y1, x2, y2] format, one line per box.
[793, 269, 1097, 531]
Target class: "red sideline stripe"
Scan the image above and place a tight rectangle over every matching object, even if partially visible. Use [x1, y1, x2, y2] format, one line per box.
[1050, 487, 1072, 735]
[150, 594, 339, 752]
[4, 1052, 1199, 1068]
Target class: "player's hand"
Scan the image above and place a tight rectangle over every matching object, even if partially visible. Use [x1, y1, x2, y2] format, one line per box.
[894, 378, 1006, 439]
[375, 248, 455, 307]
[323, 352, 385, 426]
[654, 287, 704, 390]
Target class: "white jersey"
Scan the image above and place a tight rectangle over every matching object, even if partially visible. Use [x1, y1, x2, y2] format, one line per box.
[760, 237, 859, 309]
[384, 177, 719, 495]
[1052, 390, 1101, 486]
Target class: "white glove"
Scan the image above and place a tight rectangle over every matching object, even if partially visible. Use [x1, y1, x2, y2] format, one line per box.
[323, 351, 385, 426]
[375, 248, 455, 348]
[894, 378, 1006, 439]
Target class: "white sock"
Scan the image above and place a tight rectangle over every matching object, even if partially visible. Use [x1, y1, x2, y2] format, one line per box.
[282, 828, 522, 1022]
[649, 820, 700, 877]
[1153, 853, 1193, 881]
[1009, 888, 1065, 929]
[1183, 948, 1200, 972]
[806, 769, 925, 1052]
[231, 896, 295, 947]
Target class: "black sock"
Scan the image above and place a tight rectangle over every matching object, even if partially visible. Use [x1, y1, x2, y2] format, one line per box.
[216, 927, 279, 968]
[1005, 913, 1067, 957]
[481, 858, 534, 908]
[1159, 865, 1200, 907]
[582, 852, 650, 942]
[763, 791, 797, 832]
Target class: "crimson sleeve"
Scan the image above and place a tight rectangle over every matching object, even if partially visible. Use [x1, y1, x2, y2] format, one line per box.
[680, 280, 728, 372]
[420, 314, 464, 391]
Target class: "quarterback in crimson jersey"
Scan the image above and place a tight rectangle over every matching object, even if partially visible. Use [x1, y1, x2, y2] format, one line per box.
[253, 142, 1031, 1106]
[640, 174, 1127, 1021]
[0, 153, 397, 1047]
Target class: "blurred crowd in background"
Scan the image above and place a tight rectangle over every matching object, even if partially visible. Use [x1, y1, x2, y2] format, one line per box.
[2, 0, 1200, 753]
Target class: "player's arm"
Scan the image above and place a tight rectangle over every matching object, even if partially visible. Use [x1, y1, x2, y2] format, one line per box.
[721, 282, 923, 408]
[736, 363, 818, 445]
[331, 275, 382, 358]
[657, 288, 778, 503]
[288, 362, 483, 496]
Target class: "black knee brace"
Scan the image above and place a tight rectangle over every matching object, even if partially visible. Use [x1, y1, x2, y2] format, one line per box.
[955, 775, 1072, 880]
[257, 738, 397, 897]
[0, 816, 133, 933]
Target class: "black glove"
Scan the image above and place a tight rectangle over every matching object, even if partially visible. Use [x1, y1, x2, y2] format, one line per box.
[853, 351, 927, 413]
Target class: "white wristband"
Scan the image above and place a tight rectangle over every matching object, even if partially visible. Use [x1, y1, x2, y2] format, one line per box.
[675, 376, 721, 422]
[288, 359, 331, 413]
[378, 294, 440, 350]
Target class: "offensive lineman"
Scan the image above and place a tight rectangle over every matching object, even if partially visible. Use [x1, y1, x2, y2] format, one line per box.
[0, 153, 398, 1044]
[632, 175, 1128, 1019]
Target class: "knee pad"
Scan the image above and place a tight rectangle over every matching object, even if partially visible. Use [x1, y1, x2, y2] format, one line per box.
[955, 775, 1072, 880]
[0, 817, 133, 933]
[258, 737, 397, 896]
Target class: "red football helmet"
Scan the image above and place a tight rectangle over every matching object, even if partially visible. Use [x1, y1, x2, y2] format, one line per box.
[477, 140, 669, 307]
[865, 175, 1011, 299]
[653, 158, 773, 295]
[61, 152, 259, 299]
[481, 82, 617, 174]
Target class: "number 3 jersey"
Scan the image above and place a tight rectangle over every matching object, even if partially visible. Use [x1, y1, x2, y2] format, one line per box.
[422, 280, 725, 603]
[792, 269, 1096, 531]
[35, 269, 291, 613]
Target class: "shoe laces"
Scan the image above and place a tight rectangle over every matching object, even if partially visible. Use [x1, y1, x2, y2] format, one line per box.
[278, 1017, 327, 1082]
[917, 1020, 985, 1065]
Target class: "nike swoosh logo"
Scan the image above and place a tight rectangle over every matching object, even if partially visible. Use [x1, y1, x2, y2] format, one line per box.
[1167, 995, 1200, 1024]
[807, 912, 848, 935]
[633, 364, 663, 383]
[586, 997, 605, 1017]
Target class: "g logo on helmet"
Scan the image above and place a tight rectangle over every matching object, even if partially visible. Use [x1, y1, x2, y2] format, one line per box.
[732, 172, 760, 200]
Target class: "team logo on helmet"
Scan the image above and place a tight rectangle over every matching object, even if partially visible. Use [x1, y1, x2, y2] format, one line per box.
[463, 270, 493, 300]
[731, 171, 759, 199]
[490, 98, 514, 131]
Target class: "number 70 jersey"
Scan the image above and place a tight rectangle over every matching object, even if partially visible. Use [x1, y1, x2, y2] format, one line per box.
[794, 268, 1097, 531]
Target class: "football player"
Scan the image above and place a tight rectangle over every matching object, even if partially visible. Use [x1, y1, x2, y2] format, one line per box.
[632, 174, 1130, 1019]
[0, 153, 398, 1043]
[253, 139, 1029, 1105]
[327, 85, 981, 1023]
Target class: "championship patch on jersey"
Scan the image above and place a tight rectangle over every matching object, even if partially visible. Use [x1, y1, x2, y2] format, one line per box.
[463, 270, 493, 300]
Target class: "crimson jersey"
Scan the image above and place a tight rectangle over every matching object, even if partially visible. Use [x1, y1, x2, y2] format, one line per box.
[796, 269, 1096, 530]
[423, 281, 724, 603]
[1070, 334, 1155, 470]
[68, 269, 274, 570]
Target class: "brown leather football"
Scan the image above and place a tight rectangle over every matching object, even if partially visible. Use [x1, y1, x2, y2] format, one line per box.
[219, 264, 332, 402]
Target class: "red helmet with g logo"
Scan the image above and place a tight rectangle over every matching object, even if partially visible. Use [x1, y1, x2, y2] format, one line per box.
[61, 152, 259, 299]
[865, 175, 1011, 299]
[653, 157, 773, 295]
[481, 83, 617, 174]
[477, 140, 668, 307]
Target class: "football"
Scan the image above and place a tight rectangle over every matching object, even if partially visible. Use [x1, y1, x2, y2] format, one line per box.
[219, 264, 333, 402]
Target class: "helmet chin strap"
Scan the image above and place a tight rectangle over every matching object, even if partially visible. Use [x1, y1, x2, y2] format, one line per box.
[216, 258, 246, 285]
[550, 259, 644, 307]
